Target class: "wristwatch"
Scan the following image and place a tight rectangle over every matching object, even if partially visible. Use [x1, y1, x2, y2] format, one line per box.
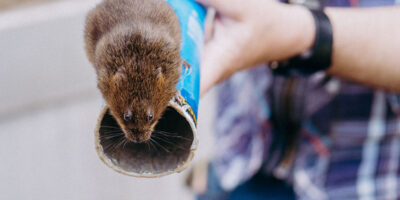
[270, 9, 333, 76]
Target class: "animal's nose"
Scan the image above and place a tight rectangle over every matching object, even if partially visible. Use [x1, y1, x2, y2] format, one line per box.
[130, 129, 145, 136]
[129, 130, 151, 142]
[130, 129, 140, 134]
[130, 137, 139, 143]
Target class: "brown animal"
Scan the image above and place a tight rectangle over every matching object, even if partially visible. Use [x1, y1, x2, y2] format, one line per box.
[84, 0, 184, 143]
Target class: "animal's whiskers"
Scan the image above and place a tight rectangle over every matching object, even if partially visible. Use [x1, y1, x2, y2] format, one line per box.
[153, 130, 191, 141]
[149, 138, 170, 153]
[100, 135, 123, 140]
[100, 125, 122, 130]
[146, 139, 158, 152]
[151, 134, 187, 151]
[100, 131, 124, 135]
[122, 139, 129, 149]
[103, 136, 127, 153]
[116, 137, 126, 149]
[99, 131, 124, 140]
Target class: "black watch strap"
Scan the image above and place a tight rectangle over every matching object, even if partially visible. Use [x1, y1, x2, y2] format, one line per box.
[272, 9, 333, 76]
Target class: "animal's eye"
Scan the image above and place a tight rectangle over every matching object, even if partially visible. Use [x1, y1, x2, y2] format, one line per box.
[148, 113, 154, 122]
[124, 113, 132, 122]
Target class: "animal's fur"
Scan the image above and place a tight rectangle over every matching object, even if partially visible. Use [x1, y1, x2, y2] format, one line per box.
[84, 0, 182, 142]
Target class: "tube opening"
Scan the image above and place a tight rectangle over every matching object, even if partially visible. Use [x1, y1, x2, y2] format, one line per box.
[98, 106, 194, 175]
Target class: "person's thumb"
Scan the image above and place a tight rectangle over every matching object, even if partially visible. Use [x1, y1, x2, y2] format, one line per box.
[199, 55, 217, 97]
[199, 39, 230, 97]
[199, 47, 220, 97]
[195, 0, 241, 18]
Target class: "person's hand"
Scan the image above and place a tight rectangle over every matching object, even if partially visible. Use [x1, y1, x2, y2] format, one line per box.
[196, 0, 315, 96]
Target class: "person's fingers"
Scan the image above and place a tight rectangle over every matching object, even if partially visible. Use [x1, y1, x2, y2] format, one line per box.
[199, 44, 222, 96]
[199, 39, 231, 96]
[195, 0, 241, 18]
[200, 67, 218, 97]
[200, 14, 245, 96]
[200, 52, 219, 96]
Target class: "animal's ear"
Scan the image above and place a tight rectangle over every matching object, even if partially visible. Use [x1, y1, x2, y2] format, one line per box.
[155, 67, 163, 75]
[156, 67, 165, 82]
[113, 68, 127, 81]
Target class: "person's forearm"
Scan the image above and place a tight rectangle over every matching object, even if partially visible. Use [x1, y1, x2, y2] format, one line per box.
[195, 0, 400, 95]
[323, 6, 400, 92]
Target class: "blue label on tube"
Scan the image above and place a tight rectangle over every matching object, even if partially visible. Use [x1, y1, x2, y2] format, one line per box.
[165, 0, 206, 118]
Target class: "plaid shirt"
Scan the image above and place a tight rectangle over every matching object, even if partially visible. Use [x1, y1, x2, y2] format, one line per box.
[211, 1, 400, 199]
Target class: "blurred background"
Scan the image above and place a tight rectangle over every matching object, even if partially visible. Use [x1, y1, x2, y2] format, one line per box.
[0, 0, 216, 199]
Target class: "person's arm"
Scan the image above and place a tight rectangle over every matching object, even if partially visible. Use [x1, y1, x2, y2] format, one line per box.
[325, 6, 400, 92]
[197, 0, 400, 95]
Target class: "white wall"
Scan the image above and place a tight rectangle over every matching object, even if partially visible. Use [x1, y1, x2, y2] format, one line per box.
[0, 0, 100, 119]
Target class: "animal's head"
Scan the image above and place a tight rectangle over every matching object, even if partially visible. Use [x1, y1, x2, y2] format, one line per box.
[94, 24, 181, 143]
